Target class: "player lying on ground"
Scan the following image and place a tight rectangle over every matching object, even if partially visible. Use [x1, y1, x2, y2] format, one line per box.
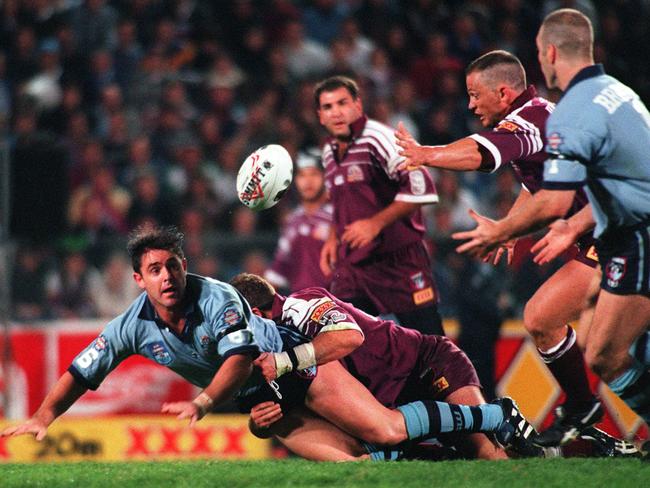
[0, 225, 535, 461]
[232, 273, 637, 459]
[395, 49, 603, 447]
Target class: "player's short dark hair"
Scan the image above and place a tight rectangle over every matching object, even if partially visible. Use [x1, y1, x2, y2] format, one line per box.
[541, 8, 593, 60]
[127, 224, 185, 273]
[314, 76, 360, 108]
[466, 50, 526, 90]
[229, 273, 276, 311]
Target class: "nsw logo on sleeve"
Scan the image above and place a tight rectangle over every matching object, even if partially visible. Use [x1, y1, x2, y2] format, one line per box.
[224, 308, 242, 326]
[147, 341, 173, 365]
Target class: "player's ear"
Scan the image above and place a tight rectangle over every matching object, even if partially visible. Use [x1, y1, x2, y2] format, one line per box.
[251, 307, 262, 317]
[133, 272, 146, 289]
[181, 258, 187, 272]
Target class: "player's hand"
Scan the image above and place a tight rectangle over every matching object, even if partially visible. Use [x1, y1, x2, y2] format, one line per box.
[531, 219, 577, 265]
[1, 418, 49, 441]
[484, 238, 517, 265]
[395, 122, 427, 171]
[319, 236, 338, 276]
[253, 352, 278, 382]
[250, 401, 283, 429]
[341, 218, 381, 249]
[452, 209, 505, 258]
[161, 401, 203, 427]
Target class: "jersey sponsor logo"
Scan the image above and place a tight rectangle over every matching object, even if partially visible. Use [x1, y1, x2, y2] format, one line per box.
[413, 287, 435, 305]
[606, 257, 627, 288]
[310, 300, 337, 322]
[547, 132, 563, 151]
[334, 174, 345, 186]
[346, 164, 364, 182]
[319, 309, 348, 326]
[496, 121, 520, 132]
[94, 335, 107, 351]
[147, 341, 173, 365]
[225, 330, 252, 345]
[432, 376, 449, 395]
[224, 308, 242, 327]
[410, 272, 427, 290]
[586, 245, 599, 262]
[409, 170, 426, 195]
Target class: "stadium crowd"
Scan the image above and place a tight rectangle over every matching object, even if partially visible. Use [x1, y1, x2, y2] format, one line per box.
[2, 0, 649, 322]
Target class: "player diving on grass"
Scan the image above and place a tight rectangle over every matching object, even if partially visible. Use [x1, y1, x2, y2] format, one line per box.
[450, 9, 650, 454]
[1, 225, 537, 461]
[395, 49, 613, 449]
[231, 273, 635, 460]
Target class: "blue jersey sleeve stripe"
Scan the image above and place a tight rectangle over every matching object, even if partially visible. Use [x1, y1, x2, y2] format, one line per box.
[67, 364, 99, 391]
[221, 345, 260, 359]
[542, 181, 585, 190]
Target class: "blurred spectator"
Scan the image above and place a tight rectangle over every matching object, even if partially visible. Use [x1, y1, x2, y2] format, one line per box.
[127, 170, 177, 228]
[281, 19, 331, 80]
[88, 252, 141, 318]
[11, 246, 49, 321]
[302, 0, 349, 46]
[45, 250, 100, 319]
[113, 18, 144, 95]
[70, 0, 117, 53]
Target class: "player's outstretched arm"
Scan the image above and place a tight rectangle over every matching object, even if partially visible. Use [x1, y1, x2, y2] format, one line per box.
[1, 371, 87, 440]
[162, 353, 254, 427]
[395, 122, 483, 171]
[256, 329, 364, 382]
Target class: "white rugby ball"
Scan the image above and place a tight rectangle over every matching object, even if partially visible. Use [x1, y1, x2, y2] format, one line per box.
[237, 144, 293, 211]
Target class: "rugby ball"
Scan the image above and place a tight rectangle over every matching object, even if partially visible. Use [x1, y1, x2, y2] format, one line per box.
[237, 144, 293, 211]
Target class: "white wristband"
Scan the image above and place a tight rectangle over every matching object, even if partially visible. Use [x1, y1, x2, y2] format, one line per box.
[273, 352, 293, 377]
[192, 392, 214, 416]
[293, 342, 316, 370]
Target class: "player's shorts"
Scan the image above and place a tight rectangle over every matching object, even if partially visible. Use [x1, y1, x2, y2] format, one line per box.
[233, 367, 316, 413]
[234, 324, 317, 413]
[395, 335, 481, 404]
[330, 241, 438, 314]
[596, 222, 650, 295]
[574, 234, 599, 269]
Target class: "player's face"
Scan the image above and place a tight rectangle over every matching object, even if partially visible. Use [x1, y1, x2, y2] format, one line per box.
[295, 166, 325, 202]
[133, 249, 187, 312]
[317, 87, 363, 140]
[466, 71, 509, 127]
[536, 30, 557, 89]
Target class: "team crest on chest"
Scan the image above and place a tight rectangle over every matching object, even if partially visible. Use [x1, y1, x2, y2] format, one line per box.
[606, 256, 627, 288]
[148, 341, 173, 365]
[346, 165, 364, 182]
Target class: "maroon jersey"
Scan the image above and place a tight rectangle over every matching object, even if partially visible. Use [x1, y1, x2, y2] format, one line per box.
[265, 203, 333, 292]
[322, 115, 438, 263]
[272, 287, 427, 406]
[469, 86, 589, 220]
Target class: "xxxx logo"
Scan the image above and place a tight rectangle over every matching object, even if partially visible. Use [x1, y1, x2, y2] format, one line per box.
[126, 425, 247, 457]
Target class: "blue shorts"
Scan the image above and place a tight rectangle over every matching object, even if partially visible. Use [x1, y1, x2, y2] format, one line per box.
[597, 223, 650, 295]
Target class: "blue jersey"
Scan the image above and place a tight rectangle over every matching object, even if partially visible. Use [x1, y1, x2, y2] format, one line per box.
[542, 65, 650, 238]
[68, 274, 283, 390]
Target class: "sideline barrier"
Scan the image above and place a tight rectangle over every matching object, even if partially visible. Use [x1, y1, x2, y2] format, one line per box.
[0, 414, 271, 462]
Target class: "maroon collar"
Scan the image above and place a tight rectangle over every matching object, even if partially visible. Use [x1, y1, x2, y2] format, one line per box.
[508, 85, 537, 113]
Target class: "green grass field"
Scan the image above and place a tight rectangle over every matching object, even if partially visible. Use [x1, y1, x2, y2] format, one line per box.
[4, 458, 649, 488]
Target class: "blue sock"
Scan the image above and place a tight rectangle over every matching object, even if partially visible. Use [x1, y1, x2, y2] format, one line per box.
[397, 401, 504, 440]
[608, 361, 650, 423]
[362, 442, 402, 461]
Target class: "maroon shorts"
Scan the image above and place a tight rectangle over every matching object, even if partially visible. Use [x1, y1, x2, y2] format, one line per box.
[395, 335, 481, 405]
[573, 234, 599, 269]
[330, 241, 438, 314]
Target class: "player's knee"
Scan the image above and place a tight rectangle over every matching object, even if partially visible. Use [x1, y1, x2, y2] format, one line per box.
[362, 423, 405, 445]
[522, 300, 548, 337]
